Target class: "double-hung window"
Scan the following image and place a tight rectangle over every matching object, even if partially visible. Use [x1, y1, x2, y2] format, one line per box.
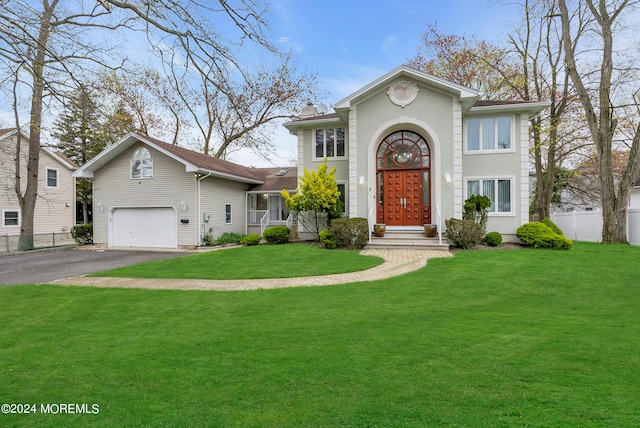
[315, 128, 346, 159]
[225, 204, 232, 224]
[466, 116, 512, 152]
[3, 210, 20, 227]
[46, 168, 58, 188]
[466, 178, 512, 214]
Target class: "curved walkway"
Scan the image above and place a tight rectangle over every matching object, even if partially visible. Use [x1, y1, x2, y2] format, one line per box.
[48, 249, 452, 291]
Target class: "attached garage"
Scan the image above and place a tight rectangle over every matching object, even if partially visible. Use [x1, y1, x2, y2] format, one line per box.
[111, 207, 177, 249]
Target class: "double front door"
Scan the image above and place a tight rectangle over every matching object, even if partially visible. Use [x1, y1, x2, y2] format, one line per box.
[380, 170, 429, 226]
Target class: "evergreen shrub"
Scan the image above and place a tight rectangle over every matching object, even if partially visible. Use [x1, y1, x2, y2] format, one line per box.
[319, 229, 337, 249]
[484, 231, 503, 247]
[516, 222, 572, 250]
[241, 234, 261, 246]
[263, 226, 290, 244]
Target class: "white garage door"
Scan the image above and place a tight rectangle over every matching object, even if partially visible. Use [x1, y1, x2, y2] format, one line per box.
[111, 207, 177, 249]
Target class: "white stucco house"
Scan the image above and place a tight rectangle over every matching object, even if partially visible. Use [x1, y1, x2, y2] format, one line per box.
[285, 66, 548, 241]
[74, 66, 548, 249]
[0, 129, 77, 235]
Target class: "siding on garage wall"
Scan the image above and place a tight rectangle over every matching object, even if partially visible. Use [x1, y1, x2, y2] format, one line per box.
[199, 176, 249, 241]
[92, 144, 198, 247]
[0, 136, 75, 235]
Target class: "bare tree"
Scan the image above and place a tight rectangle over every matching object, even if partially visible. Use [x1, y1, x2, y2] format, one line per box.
[165, 53, 320, 158]
[0, 0, 271, 250]
[507, 0, 592, 219]
[558, 0, 640, 243]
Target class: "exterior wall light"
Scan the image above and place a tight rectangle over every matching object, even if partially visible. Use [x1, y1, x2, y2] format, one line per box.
[443, 173, 452, 184]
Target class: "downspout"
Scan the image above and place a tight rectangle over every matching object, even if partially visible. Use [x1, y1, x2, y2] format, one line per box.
[196, 172, 212, 246]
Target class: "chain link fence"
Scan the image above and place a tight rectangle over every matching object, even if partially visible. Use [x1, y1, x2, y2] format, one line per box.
[1, 232, 77, 255]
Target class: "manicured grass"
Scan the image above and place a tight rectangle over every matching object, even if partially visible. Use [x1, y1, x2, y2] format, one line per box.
[91, 243, 384, 279]
[1, 242, 640, 426]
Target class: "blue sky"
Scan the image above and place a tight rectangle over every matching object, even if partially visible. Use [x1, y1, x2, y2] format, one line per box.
[239, 0, 523, 167]
[270, 0, 522, 103]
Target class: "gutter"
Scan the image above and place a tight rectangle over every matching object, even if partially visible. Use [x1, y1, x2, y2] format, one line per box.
[196, 172, 212, 246]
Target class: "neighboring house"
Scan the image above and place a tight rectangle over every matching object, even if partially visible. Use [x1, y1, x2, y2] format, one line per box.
[0, 128, 76, 235]
[72, 133, 296, 249]
[632, 178, 640, 208]
[285, 66, 548, 241]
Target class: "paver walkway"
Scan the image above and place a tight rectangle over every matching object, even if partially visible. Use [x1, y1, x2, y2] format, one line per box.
[48, 249, 452, 291]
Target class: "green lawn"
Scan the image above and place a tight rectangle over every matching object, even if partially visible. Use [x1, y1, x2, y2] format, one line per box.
[91, 243, 384, 279]
[1, 242, 640, 427]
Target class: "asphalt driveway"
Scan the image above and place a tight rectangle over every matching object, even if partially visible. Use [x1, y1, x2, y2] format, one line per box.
[0, 247, 188, 285]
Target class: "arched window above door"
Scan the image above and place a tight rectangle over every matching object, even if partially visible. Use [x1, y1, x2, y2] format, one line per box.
[377, 131, 430, 169]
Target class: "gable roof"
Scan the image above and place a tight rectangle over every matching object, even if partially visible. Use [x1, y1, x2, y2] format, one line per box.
[333, 65, 481, 115]
[73, 132, 263, 184]
[0, 128, 77, 170]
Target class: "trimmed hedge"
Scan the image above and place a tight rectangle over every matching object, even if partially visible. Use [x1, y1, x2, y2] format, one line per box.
[485, 231, 503, 247]
[329, 218, 368, 250]
[71, 224, 93, 244]
[516, 222, 572, 250]
[263, 225, 290, 244]
[241, 234, 261, 246]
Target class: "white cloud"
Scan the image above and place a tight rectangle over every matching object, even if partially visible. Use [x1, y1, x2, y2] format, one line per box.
[277, 36, 303, 53]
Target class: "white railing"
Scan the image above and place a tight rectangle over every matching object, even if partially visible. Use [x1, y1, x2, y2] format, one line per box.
[259, 211, 269, 235]
[368, 205, 374, 243]
[248, 210, 268, 226]
[436, 205, 442, 245]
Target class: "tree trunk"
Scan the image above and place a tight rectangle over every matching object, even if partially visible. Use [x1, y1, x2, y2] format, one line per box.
[17, 1, 54, 251]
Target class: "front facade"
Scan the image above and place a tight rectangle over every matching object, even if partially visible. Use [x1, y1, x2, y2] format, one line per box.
[74, 133, 294, 249]
[0, 129, 76, 235]
[285, 66, 548, 240]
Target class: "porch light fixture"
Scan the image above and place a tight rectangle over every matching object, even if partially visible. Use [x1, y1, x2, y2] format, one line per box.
[359, 176, 365, 186]
[443, 173, 452, 184]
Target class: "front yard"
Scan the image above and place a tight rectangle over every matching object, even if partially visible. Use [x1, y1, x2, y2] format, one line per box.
[1, 242, 639, 427]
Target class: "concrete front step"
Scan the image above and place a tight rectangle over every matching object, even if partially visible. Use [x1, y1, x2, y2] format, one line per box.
[366, 231, 450, 251]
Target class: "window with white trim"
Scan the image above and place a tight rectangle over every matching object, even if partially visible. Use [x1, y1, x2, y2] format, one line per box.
[3, 210, 20, 227]
[131, 147, 153, 179]
[466, 178, 512, 214]
[315, 128, 346, 159]
[225, 204, 232, 224]
[466, 116, 512, 152]
[46, 168, 58, 188]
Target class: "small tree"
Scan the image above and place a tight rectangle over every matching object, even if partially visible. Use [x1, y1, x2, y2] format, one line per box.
[281, 159, 341, 241]
[463, 194, 492, 232]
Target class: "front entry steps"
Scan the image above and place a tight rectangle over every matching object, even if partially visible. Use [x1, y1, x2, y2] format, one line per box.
[366, 229, 450, 251]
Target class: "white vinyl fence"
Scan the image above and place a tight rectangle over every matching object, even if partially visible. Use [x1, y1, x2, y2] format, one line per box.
[551, 209, 640, 245]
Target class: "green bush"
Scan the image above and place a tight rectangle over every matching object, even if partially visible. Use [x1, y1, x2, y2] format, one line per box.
[319, 229, 337, 249]
[516, 222, 572, 250]
[263, 225, 290, 244]
[71, 223, 93, 244]
[485, 231, 503, 247]
[217, 232, 246, 245]
[541, 217, 564, 236]
[329, 217, 368, 249]
[445, 218, 484, 249]
[241, 234, 261, 246]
